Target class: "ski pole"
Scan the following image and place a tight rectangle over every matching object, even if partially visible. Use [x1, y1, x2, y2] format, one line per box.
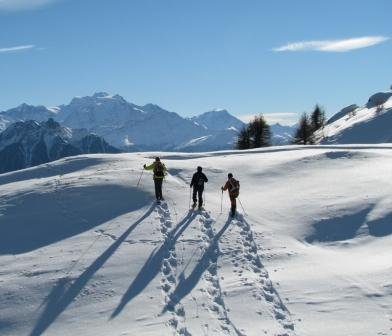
[188, 186, 192, 209]
[137, 168, 144, 187]
[220, 189, 223, 214]
[238, 197, 247, 216]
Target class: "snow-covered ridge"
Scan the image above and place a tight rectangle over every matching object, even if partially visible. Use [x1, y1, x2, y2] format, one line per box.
[317, 89, 392, 144]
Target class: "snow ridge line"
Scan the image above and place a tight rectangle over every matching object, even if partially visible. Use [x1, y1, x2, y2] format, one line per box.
[235, 216, 295, 335]
[199, 210, 244, 336]
[157, 202, 191, 336]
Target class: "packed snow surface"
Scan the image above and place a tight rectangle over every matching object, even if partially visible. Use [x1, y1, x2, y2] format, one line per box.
[1, 145, 392, 336]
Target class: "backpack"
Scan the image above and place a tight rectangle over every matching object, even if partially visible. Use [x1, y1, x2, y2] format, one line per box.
[197, 173, 205, 187]
[154, 162, 164, 177]
[229, 178, 240, 198]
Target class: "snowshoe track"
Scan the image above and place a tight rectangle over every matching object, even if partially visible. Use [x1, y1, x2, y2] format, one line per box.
[234, 215, 295, 335]
[157, 203, 191, 336]
[198, 211, 244, 336]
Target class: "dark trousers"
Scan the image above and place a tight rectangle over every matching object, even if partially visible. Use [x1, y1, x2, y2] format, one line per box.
[229, 194, 236, 214]
[192, 187, 204, 206]
[154, 179, 163, 200]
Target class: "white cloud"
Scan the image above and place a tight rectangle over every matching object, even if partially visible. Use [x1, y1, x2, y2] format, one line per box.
[274, 36, 389, 52]
[0, 45, 35, 53]
[239, 113, 298, 126]
[0, 0, 58, 11]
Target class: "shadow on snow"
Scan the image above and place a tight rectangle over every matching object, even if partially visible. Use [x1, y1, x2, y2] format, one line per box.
[110, 210, 197, 319]
[161, 216, 232, 314]
[28, 203, 156, 336]
[0, 184, 149, 255]
[0, 156, 107, 185]
[306, 205, 392, 243]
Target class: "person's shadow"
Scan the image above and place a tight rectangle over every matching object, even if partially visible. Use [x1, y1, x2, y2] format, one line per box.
[161, 216, 232, 314]
[110, 210, 197, 319]
[29, 203, 156, 336]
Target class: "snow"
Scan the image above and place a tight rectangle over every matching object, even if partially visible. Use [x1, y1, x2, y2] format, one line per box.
[1, 145, 391, 335]
[317, 94, 392, 144]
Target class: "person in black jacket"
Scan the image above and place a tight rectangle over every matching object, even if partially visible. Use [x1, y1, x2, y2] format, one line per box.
[190, 166, 208, 209]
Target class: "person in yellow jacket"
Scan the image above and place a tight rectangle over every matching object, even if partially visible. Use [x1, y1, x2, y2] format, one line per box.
[143, 157, 167, 202]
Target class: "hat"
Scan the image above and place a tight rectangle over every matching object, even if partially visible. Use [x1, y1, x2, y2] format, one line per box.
[228, 173, 233, 178]
[155, 157, 160, 161]
[197, 166, 202, 172]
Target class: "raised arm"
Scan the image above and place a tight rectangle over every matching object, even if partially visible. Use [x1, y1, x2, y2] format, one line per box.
[144, 163, 155, 171]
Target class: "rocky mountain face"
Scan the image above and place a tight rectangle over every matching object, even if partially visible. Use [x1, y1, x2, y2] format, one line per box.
[0, 119, 119, 174]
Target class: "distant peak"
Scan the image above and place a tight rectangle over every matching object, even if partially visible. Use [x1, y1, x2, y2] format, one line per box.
[92, 92, 111, 98]
[211, 108, 228, 113]
[17, 103, 33, 109]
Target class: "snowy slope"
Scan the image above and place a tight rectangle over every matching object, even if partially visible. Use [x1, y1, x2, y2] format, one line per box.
[1, 145, 391, 336]
[0, 114, 13, 132]
[317, 91, 392, 144]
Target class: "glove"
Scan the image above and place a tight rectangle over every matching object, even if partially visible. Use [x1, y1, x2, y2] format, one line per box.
[143, 164, 146, 168]
[221, 187, 224, 191]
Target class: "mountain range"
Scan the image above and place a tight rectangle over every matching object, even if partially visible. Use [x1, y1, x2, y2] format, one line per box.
[0, 92, 295, 152]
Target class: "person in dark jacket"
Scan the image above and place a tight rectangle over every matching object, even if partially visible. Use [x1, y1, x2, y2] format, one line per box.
[190, 166, 208, 209]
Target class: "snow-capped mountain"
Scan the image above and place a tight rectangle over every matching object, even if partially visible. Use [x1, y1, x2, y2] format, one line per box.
[0, 119, 119, 173]
[1, 92, 298, 151]
[190, 109, 245, 131]
[104, 104, 210, 151]
[317, 89, 392, 144]
[1, 103, 58, 123]
[270, 123, 296, 145]
[59, 92, 146, 131]
[0, 93, 245, 152]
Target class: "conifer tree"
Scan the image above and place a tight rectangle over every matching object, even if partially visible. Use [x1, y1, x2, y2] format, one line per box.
[236, 126, 251, 149]
[293, 113, 314, 145]
[236, 114, 271, 149]
[310, 105, 326, 132]
[249, 115, 271, 148]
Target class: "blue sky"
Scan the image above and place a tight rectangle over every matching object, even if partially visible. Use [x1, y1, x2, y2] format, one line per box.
[0, 0, 391, 124]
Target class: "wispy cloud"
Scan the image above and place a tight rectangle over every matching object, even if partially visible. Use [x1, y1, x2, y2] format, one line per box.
[0, 45, 36, 53]
[239, 113, 298, 126]
[0, 0, 58, 11]
[274, 36, 389, 52]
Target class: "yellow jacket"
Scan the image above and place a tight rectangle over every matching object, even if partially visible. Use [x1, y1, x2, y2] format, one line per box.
[144, 162, 167, 180]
